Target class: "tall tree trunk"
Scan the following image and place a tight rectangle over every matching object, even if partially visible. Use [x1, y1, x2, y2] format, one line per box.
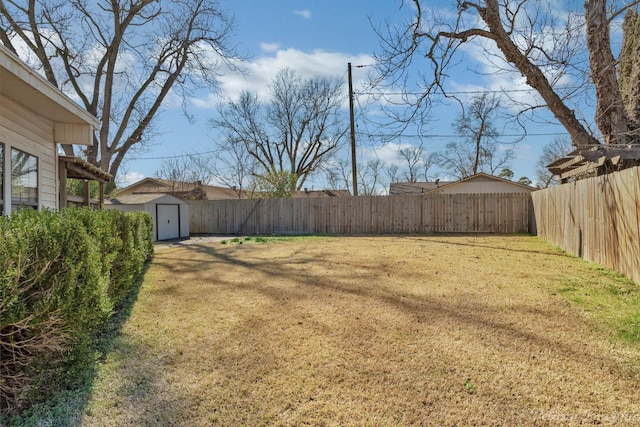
[481, 0, 600, 147]
[619, 9, 640, 135]
[585, 0, 630, 144]
[473, 133, 481, 175]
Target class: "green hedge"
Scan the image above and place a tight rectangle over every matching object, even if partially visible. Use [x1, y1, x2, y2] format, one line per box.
[0, 208, 153, 414]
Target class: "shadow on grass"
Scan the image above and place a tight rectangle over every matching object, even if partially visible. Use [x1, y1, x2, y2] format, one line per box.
[403, 233, 571, 257]
[156, 240, 636, 372]
[122, 238, 640, 424]
[47, 237, 640, 425]
[2, 261, 154, 427]
[182, 233, 570, 259]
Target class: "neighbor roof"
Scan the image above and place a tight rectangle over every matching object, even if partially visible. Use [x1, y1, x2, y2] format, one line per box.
[293, 189, 351, 198]
[115, 177, 244, 200]
[426, 173, 535, 193]
[389, 173, 535, 195]
[389, 181, 449, 195]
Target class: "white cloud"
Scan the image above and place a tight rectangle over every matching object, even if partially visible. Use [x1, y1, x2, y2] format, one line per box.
[260, 42, 280, 53]
[359, 141, 429, 167]
[191, 93, 219, 109]
[116, 171, 145, 188]
[514, 143, 532, 160]
[293, 9, 312, 19]
[190, 48, 373, 107]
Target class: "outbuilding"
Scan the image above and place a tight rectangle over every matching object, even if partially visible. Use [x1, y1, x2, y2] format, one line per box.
[105, 194, 189, 241]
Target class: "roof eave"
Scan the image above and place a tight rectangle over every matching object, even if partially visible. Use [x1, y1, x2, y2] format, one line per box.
[0, 45, 100, 130]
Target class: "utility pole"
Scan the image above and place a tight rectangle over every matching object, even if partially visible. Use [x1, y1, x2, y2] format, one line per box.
[348, 62, 358, 196]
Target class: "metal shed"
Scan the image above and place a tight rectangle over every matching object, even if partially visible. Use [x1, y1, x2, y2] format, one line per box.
[105, 194, 189, 241]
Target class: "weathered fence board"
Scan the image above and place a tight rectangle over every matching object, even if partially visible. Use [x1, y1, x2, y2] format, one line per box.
[531, 166, 640, 284]
[189, 193, 532, 236]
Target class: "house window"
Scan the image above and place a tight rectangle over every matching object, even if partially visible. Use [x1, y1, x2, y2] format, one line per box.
[0, 143, 4, 214]
[11, 148, 38, 210]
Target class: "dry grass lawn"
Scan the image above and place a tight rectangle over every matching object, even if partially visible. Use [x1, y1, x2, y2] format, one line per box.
[80, 235, 640, 426]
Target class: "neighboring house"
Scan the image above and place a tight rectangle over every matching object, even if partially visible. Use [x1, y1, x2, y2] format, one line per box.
[390, 173, 535, 196]
[114, 177, 244, 200]
[116, 177, 351, 200]
[0, 45, 106, 215]
[293, 189, 351, 198]
[105, 193, 189, 241]
[389, 181, 451, 195]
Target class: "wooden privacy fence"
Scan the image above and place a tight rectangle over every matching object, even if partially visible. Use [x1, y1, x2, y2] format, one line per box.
[189, 192, 533, 236]
[531, 166, 640, 285]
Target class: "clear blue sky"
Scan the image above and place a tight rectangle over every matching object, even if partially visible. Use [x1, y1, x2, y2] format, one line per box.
[117, 0, 572, 189]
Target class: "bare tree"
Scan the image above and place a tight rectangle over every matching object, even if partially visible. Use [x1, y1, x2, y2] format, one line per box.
[358, 159, 385, 195]
[0, 0, 237, 182]
[422, 152, 438, 181]
[373, 0, 640, 147]
[397, 142, 423, 182]
[385, 163, 400, 184]
[154, 156, 213, 199]
[437, 141, 473, 178]
[620, 9, 640, 131]
[207, 139, 257, 198]
[584, 0, 632, 143]
[155, 156, 212, 185]
[322, 157, 353, 193]
[459, 94, 499, 175]
[213, 68, 348, 191]
[438, 93, 514, 178]
[155, 158, 194, 189]
[535, 136, 573, 188]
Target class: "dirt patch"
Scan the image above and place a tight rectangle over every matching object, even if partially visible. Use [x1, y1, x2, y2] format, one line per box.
[82, 235, 640, 426]
[153, 234, 236, 250]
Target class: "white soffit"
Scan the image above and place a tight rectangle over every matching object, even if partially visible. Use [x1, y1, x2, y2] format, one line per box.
[0, 45, 100, 138]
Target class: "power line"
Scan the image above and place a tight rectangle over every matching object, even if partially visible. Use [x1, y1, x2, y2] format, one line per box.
[129, 130, 568, 162]
[127, 150, 217, 161]
[354, 87, 585, 96]
[357, 132, 569, 139]
[356, 89, 532, 96]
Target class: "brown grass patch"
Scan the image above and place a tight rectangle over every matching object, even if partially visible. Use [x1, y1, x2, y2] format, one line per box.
[81, 235, 640, 426]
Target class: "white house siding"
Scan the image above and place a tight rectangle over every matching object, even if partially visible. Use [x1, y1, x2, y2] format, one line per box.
[437, 181, 526, 194]
[434, 177, 533, 194]
[0, 94, 58, 212]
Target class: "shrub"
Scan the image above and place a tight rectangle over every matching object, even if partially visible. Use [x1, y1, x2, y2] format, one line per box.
[110, 211, 153, 306]
[0, 208, 153, 414]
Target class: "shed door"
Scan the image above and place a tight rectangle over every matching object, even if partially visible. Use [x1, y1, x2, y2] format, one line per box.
[157, 204, 180, 241]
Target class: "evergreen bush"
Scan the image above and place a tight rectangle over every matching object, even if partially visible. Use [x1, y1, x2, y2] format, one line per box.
[0, 208, 153, 414]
